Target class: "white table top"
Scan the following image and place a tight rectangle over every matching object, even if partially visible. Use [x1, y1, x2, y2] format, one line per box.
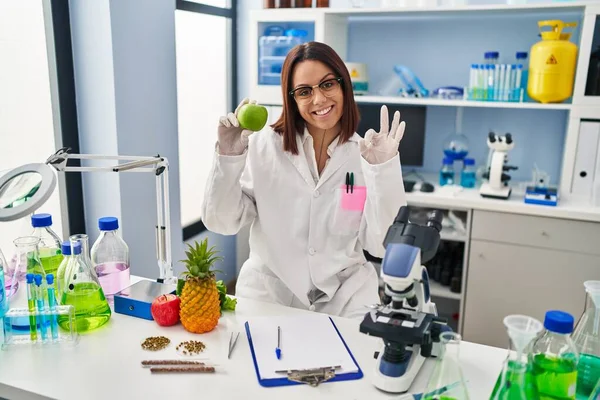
[0, 277, 507, 400]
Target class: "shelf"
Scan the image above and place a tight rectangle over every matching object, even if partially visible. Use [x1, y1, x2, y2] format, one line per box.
[429, 280, 461, 301]
[354, 95, 573, 110]
[440, 230, 467, 243]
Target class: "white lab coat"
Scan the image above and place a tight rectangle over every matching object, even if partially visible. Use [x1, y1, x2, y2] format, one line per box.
[201, 128, 406, 319]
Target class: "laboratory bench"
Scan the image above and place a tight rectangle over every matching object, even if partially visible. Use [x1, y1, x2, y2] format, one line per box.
[402, 180, 600, 349]
[0, 277, 507, 400]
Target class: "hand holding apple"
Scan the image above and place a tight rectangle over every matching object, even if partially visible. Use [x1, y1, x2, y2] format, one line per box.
[151, 294, 181, 327]
[237, 103, 268, 132]
[217, 98, 267, 156]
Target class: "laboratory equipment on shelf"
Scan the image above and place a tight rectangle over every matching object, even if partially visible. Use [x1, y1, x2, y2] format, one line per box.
[91, 217, 130, 303]
[60, 235, 111, 333]
[0, 148, 176, 284]
[480, 132, 518, 200]
[572, 281, 600, 397]
[468, 60, 523, 103]
[56, 241, 74, 300]
[528, 20, 578, 104]
[259, 28, 308, 85]
[30, 213, 63, 276]
[490, 315, 543, 400]
[439, 158, 455, 186]
[524, 165, 558, 207]
[346, 62, 368, 95]
[531, 310, 579, 400]
[359, 206, 448, 393]
[423, 332, 470, 400]
[460, 158, 476, 188]
[378, 65, 429, 98]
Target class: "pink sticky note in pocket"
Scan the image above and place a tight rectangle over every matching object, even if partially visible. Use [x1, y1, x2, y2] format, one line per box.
[340, 185, 367, 211]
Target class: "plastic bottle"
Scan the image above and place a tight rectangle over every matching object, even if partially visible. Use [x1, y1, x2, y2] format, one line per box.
[30, 214, 63, 276]
[59, 235, 111, 333]
[572, 281, 600, 397]
[461, 158, 476, 188]
[440, 157, 455, 186]
[530, 310, 579, 400]
[91, 217, 130, 302]
[56, 241, 74, 302]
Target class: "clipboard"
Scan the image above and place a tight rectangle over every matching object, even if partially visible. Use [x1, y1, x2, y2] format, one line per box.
[245, 314, 363, 387]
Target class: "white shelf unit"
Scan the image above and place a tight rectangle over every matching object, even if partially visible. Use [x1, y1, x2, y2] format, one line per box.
[249, 3, 600, 202]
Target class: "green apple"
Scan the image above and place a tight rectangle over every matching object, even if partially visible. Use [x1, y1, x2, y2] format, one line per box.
[237, 103, 268, 132]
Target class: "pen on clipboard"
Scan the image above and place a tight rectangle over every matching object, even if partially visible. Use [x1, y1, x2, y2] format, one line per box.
[275, 326, 282, 359]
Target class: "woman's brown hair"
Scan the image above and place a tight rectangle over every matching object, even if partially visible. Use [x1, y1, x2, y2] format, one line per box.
[271, 41, 359, 155]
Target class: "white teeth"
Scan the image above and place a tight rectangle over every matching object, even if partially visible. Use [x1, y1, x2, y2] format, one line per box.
[315, 106, 332, 116]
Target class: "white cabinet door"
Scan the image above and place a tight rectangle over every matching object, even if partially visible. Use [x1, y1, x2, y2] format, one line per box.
[463, 239, 600, 348]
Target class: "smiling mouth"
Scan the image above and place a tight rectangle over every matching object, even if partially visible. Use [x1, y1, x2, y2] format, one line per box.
[313, 106, 333, 116]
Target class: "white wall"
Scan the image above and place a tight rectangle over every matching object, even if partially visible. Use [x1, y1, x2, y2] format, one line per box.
[70, 0, 185, 279]
[0, 1, 65, 258]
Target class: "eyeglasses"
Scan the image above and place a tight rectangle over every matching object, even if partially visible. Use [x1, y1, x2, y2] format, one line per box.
[289, 77, 343, 105]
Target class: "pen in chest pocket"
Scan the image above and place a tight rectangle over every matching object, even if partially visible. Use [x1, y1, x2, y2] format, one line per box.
[345, 172, 354, 194]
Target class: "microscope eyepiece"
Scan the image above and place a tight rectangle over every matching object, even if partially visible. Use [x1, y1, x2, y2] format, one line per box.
[505, 133, 513, 144]
[395, 206, 410, 224]
[426, 210, 443, 232]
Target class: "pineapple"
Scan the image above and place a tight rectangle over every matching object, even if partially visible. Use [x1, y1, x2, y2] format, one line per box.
[179, 239, 223, 334]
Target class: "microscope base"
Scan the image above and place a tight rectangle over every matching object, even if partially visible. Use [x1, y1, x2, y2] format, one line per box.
[480, 182, 511, 200]
[372, 345, 425, 393]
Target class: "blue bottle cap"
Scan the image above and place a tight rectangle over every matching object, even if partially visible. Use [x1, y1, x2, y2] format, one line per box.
[99, 217, 119, 231]
[26, 273, 34, 284]
[544, 310, 574, 334]
[516, 51, 528, 59]
[443, 157, 454, 165]
[71, 241, 82, 255]
[471, 64, 478, 68]
[61, 241, 72, 256]
[46, 274, 54, 285]
[492, 51, 499, 58]
[484, 52, 493, 59]
[34, 274, 43, 286]
[31, 213, 52, 228]
[464, 158, 475, 166]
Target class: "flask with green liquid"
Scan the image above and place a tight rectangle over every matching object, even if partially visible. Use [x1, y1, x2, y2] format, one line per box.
[30, 214, 63, 276]
[58, 234, 111, 333]
[490, 315, 544, 400]
[572, 281, 600, 398]
[424, 332, 471, 400]
[531, 310, 579, 400]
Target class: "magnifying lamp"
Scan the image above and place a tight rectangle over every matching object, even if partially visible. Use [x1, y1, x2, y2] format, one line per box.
[0, 148, 175, 284]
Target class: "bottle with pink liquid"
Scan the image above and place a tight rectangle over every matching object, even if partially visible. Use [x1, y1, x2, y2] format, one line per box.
[91, 217, 130, 303]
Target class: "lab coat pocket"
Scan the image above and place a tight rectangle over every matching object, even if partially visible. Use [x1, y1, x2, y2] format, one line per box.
[331, 185, 367, 235]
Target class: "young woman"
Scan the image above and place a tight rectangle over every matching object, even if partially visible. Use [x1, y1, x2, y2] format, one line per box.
[201, 41, 407, 319]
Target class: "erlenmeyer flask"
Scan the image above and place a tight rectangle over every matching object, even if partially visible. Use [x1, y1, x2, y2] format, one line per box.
[58, 234, 111, 332]
[7, 236, 44, 299]
[0, 246, 8, 317]
[424, 332, 470, 400]
[589, 378, 600, 399]
[490, 315, 543, 400]
[573, 281, 600, 397]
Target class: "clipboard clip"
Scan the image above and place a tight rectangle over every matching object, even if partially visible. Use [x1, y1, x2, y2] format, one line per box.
[275, 365, 341, 387]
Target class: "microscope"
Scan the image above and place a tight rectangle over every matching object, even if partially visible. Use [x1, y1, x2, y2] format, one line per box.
[480, 132, 518, 200]
[359, 206, 448, 394]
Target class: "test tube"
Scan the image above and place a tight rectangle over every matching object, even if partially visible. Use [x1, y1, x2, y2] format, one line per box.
[34, 274, 48, 342]
[46, 274, 59, 340]
[493, 63, 500, 101]
[26, 273, 37, 341]
[469, 64, 477, 100]
[498, 64, 506, 102]
[478, 64, 485, 100]
[514, 64, 523, 102]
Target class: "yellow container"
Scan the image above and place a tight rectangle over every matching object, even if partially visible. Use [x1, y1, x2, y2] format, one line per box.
[528, 20, 578, 104]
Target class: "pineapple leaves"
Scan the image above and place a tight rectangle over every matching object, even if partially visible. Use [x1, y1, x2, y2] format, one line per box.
[179, 238, 224, 279]
[176, 279, 186, 296]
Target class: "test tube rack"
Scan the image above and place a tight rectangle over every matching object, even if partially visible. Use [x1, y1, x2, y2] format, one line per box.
[467, 87, 524, 103]
[2, 305, 79, 349]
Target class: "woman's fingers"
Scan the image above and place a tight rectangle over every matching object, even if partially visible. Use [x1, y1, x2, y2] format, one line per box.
[394, 121, 406, 143]
[226, 112, 239, 128]
[219, 115, 231, 128]
[234, 98, 250, 115]
[379, 105, 389, 135]
[389, 110, 400, 138]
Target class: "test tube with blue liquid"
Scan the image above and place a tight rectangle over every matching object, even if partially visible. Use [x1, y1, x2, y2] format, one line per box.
[34, 274, 48, 342]
[46, 274, 59, 340]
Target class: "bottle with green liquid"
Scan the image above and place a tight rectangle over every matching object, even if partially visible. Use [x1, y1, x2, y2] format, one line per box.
[530, 310, 579, 400]
[58, 235, 111, 333]
[572, 281, 600, 398]
[30, 214, 63, 276]
[490, 315, 544, 400]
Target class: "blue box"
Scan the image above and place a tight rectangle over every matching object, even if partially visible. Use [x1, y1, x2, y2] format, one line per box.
[114, 280, 176, 320]
[524, 186, 558, 207]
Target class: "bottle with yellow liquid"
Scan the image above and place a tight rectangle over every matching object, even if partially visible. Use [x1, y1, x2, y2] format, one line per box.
[58, 234, 111, 333]
[530, 310, 579, 400]
[30, 214, 63, 276]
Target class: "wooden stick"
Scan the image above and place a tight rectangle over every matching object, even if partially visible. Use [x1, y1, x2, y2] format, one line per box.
[150, 366, 216, 374]
[141, 360, 205, 366]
